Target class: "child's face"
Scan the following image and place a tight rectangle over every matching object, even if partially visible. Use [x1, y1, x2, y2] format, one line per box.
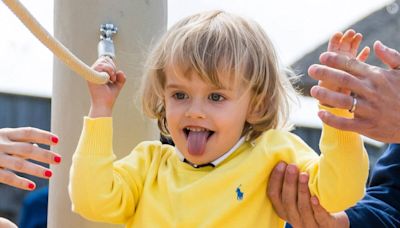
[164, 66, 253, 165]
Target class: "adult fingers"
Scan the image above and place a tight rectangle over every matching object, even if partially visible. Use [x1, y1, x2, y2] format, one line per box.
[310, 86, 351, 109]
[5, 127, 58, 146]
[319, 52, 373, 79]
[267, 162, 288, 220]
[310, 196, 336, 227]
[317, 110, 369, 133]
[297, 173, 319, 228]
[308, 64, 369, 97]
[0, 153, 53, 179]
[310, 86, 373, 117]
[281, 164, 301, 227]
[0, 168, 36, 190]
[0, 217, 18, 228]
[374, 40, 400, 69]
[2, 142, 61, 165]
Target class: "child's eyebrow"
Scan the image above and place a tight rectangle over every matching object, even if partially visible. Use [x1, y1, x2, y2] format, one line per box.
[165, 83, 184, 90]
[165, 81, 231, 91]
[212, 83, 233, 91]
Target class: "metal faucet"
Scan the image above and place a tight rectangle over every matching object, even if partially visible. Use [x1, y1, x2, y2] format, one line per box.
[98, 23, 118, 59]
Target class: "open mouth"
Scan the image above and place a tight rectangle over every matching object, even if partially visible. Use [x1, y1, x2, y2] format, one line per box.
[183, 127, 215, 156]
[183, 127, 214, 139]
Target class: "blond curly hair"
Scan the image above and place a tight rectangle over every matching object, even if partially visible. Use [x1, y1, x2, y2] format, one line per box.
[141, 10, 297, 141]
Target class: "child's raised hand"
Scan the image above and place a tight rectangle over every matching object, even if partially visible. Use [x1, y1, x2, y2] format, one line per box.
[88, 56, 126, 118]
[318, 29, 370, 95]
[327, 29, 370, 61]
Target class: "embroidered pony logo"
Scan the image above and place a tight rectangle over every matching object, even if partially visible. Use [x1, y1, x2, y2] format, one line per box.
[236, 185, 244, 201]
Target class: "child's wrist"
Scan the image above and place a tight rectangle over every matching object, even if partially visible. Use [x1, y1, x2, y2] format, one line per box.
[89, 105, 113, 118]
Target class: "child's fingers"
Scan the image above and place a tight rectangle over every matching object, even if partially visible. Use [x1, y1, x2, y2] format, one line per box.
[94, 62, 115, 79]
[317, 80, 337, 92]
[103, 57, 118, 82]
[92, 57, 116, 80]
[93, 56, 116, 69]
[318, 80, 349, 95]
[350, 33, 363, 57]
[356, 46, 370, 62]
[341, 29, 356, 41]
[339, 29, 356, 52]
[102, 56, 116, 69]
[327, 32, 343, 52]
[115, 71, 127, 89]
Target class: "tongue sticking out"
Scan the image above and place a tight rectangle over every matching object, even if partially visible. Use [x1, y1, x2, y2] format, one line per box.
[187, 131, 209, 156]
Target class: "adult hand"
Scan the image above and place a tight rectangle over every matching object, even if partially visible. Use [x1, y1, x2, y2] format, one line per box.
[0, 127, 61, 190]
[267, 162, 349, 228]
[308, 41, 400, 143]
[319, 29, 369, 95]
[0, 217, 17, 228]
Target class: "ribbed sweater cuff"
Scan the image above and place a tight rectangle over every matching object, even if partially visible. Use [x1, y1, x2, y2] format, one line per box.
[77, 117, 113, 156]
[319, 104, 353, 118]
[319, 105, 361, 149]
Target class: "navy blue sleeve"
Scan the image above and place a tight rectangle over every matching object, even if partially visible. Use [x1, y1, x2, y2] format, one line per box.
[19, 186, 48, 228]
[346, 144, 400, 227]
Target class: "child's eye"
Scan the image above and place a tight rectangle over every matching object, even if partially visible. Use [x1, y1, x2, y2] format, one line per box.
[208, 93, 224, 102]
[173, 92, 188, 100]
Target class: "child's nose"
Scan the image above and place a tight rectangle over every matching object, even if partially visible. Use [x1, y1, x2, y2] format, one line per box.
[185, 101, 206, 119]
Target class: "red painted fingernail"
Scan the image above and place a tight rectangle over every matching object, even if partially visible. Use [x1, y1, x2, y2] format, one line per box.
[28, 183, 35, 190]
[51, 136, 59, 144]
[44, 170, 53, 178]
[54, 156, 62, 163]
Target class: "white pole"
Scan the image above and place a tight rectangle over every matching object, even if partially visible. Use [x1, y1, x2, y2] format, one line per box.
[48, 1, 166, 227]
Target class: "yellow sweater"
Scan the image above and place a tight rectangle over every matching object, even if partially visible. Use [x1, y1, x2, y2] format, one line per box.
[69, 110, 368, 227]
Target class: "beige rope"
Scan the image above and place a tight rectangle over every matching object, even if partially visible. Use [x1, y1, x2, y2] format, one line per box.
[2, 0, 110, 84]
